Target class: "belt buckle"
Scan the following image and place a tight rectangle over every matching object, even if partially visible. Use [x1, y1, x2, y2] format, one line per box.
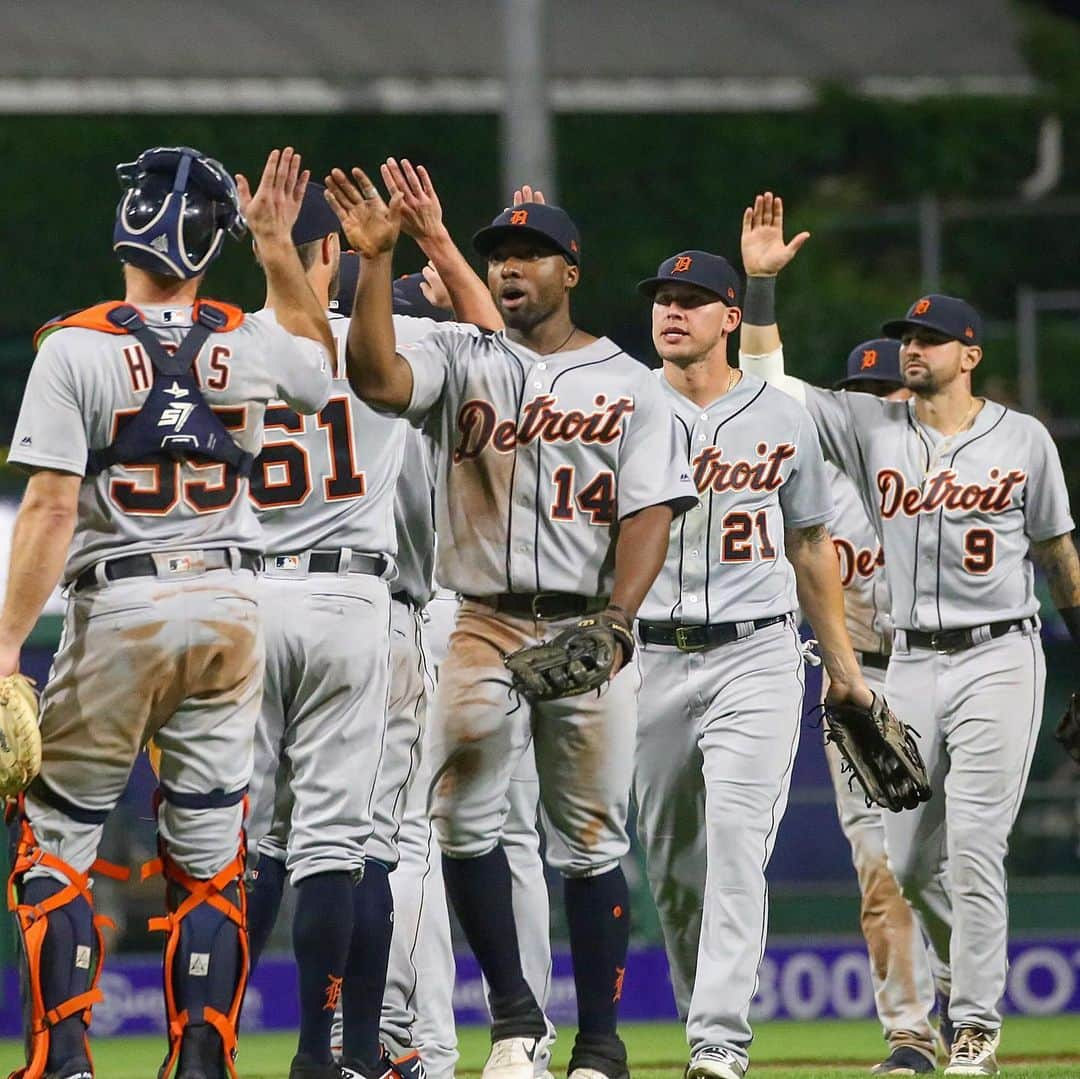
[674, 626, 706, 652]
[531, 592, 565, 620]
[930, 630, 960, 655]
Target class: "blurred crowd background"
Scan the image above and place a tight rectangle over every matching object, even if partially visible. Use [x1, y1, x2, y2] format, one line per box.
[0, 0, 1077, 994]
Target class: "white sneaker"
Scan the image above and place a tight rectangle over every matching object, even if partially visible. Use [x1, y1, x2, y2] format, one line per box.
[686, 1046, 746, 1079]
[483, 1037, 542, 1079]
[944, 1027, 1001, 1076]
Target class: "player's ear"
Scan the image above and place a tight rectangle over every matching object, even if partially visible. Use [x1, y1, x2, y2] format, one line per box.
[322, 233, 339, 266]
[564, 263, 581, 290]
[961, 345, 983, 373]
[726, 305, 743, 333]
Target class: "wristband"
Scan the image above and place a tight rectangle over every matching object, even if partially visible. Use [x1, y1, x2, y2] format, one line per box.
[743, 274, 776, 326]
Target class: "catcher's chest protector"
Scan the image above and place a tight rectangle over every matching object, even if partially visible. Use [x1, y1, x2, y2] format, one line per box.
[34, 301, 254, 479]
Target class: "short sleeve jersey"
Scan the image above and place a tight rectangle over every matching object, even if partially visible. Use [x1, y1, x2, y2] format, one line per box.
[392, 426, 438, 608]
[640, 372, 834, 624]
[9, 303, 330, 582]
[252, 311, 438, 559]
[398, 325, 699, 596]
[827, 461, 891, 653]
[804, 387, 1074, 631]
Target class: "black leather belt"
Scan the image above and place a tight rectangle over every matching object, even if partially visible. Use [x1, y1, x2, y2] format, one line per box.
[74, 549, 260, 592]
[903, 619, 1025, 655]
[307, 551, 387, 575]
[855, 650, 890, 671]
[638, 614, 789, 652]
[465, 592, 609, 620]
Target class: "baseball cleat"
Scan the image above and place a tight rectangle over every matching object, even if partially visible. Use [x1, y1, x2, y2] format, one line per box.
[686, 1045, 745, 1079]
[870, 1045, 936, 1074]
[482, 1037, 542, 1079]
[944, 1027, 1000, 1076]
[936, 991, 956, 1059]
[289, 1052, 345, 1078]
[44, 1064, 93, 1079]
[386, 1048, 426, 1079]
[340, 1060, 394, 1079]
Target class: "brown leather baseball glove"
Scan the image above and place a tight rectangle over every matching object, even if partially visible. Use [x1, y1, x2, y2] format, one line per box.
[0, 673, 41, 799]
[822, 692, 931, 812]
[504, 608, 635, 703]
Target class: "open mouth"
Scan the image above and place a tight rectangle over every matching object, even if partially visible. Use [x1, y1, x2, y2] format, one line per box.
[660, 326, 688, 344]
[500, 286, 527, 309]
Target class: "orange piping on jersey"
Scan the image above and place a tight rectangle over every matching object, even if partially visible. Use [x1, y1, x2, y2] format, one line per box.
[33, 300, 245, 351]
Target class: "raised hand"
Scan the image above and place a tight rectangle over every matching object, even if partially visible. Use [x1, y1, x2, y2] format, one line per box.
[512, 184, 546, 207]
[324, 167, 403, 258]
[741, 192, 810, 277]
[235, 147, 309, 245]
[381, 158, 444, 242]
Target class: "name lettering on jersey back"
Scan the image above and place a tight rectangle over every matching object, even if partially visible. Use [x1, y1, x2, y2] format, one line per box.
[121, 343, 232, 394]
[691, 442, 795, 494]
[877, 467, 1026, 519]
[453, 393, 634, 462]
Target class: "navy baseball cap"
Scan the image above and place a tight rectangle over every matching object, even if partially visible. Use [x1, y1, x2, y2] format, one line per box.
[392, 272, 452, 321]
[834, 338, 903, 390]
[882, 294, 983, 346]
[292, 182, 342, 246]
[331, 255, 454, 321]
[637, 251, 742, 306]
[472, 202, 581, 265]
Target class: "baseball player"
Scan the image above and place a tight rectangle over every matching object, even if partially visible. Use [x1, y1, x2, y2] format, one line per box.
[631, 224, 881, 1077]
[241, 181, 425, 1079]
[739, 195, 1080, 1077]
[1, 146, 331, 1079]
[819, 338, 941, 1075]
[243, 172, 502, 1079]
[324, 165, 697, 1079]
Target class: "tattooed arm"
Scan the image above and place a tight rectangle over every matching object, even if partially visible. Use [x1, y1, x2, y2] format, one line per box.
[786, 523, 872, 707]
[1031, 533, 1080, 641]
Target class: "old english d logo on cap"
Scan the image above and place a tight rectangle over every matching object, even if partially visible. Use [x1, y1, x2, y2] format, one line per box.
[860, 349, 878, 370]
[510, 209, 529, 225]
[673, 256, 693, 273]
[913, 297, 932, 315]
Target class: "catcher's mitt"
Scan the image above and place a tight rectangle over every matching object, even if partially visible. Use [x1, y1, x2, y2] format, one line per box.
[822, 692, 930, 813]
[0, 673, 41, 798]
[1057, 693, 1080, 764]
[504, 608, 635, 703]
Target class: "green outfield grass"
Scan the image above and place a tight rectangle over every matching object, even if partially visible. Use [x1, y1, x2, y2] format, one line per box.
[2, 1017, 1078, 1078]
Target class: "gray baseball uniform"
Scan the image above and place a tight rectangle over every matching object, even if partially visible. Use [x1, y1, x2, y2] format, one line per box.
[396, 324, 697, 872]
[10, 304, 329, 883]
[824, 462, 937, 1058]
[743, 349, 1073, 1034]
[247, 311, 438, 883]
[374, 429, 556, 1079]
[633, 371, 832, 1071]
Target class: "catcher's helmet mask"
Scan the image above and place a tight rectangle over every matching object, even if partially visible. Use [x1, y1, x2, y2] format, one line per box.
[113, 146, 246, 279]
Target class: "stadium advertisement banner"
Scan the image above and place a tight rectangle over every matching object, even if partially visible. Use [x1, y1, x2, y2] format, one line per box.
[3, 936, 1080, 1037]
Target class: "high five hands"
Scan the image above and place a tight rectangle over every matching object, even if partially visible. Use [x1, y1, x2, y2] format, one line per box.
[741, 192, 810, 277]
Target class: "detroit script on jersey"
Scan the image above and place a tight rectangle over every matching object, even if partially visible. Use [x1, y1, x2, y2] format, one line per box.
[640, 372, 833, 625]
[397, 324, 697, 596]
[806, 389, 1074, 631]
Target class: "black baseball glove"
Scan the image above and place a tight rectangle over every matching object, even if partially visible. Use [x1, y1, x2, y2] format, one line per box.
[504, 608, 635, 703]
[822, 692, 931, 812]
[1056, 693, 1080, 764]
